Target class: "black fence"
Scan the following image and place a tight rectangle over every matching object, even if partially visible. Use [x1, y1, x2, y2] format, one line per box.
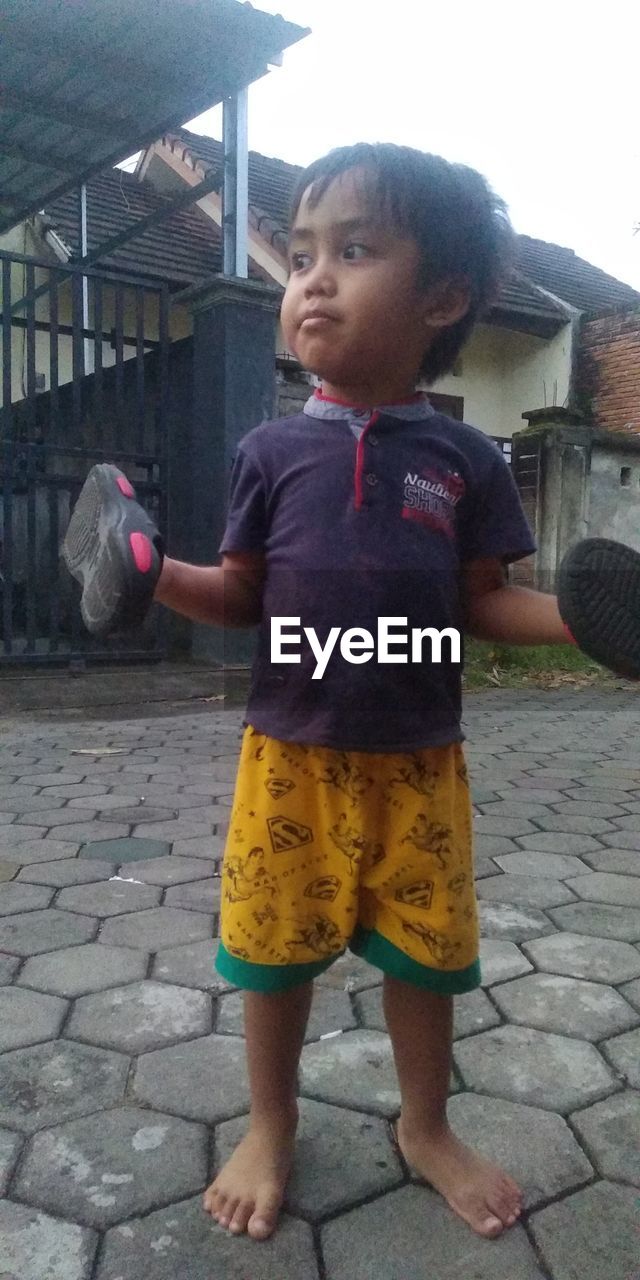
[0, 248, 170, 664]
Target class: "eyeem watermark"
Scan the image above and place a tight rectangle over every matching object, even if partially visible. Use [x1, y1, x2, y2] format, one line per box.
[272, 617, 461, 680]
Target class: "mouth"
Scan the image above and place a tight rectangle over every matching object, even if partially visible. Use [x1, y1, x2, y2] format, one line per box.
[299, 312, 339, 330]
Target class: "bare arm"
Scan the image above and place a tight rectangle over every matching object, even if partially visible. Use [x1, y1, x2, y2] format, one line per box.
[153, 551, 265, 628]
[461, 558, 570, 646]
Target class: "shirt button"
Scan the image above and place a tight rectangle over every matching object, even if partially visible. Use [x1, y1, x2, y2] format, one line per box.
[366, 473, 378, 486]
[369, 434, 378, 445]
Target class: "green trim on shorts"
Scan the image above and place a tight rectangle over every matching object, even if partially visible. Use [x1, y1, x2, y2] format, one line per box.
[349, 925, 481, 994]
[215, 942, 340, 993]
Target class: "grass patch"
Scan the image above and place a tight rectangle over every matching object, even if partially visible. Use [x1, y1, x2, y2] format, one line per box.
[462, 639, 622, 691]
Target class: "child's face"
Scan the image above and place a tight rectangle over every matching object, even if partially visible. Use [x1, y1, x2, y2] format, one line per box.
[281, 168, 460, 402]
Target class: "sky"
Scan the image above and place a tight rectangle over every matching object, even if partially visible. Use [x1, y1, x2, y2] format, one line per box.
[183, 0, 640, 290]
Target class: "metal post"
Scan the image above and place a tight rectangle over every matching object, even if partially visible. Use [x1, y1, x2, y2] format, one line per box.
[78, 183, 93, 372]
[222, 88, 248, 278]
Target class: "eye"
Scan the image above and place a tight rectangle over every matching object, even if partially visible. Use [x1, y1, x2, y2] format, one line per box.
[289, 251, 313, 271]
[343, 243, 370, 260]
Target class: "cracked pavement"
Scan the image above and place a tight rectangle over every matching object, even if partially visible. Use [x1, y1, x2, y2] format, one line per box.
[0, 688, 639, 1279]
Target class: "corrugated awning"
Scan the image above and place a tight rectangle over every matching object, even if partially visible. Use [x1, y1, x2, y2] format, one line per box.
[0, 0, 308, 234]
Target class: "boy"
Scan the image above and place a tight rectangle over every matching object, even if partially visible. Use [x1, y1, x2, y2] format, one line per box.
[67, 143, 576, 1243]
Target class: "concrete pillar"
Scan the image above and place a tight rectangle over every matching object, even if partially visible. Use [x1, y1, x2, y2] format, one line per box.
[181, 274, 281, 663]
[518, 408, 591, 591]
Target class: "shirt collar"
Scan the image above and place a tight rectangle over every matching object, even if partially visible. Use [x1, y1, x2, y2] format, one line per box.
[303, 389, 434, 424]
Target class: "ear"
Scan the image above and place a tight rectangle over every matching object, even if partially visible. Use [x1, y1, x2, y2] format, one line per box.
[421, 278, 471, 330]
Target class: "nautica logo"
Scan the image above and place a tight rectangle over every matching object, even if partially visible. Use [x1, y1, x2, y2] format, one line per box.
[404, 472, 464, 506]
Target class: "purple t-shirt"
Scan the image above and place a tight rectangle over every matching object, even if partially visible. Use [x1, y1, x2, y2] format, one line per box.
[220, 396, 536, 751]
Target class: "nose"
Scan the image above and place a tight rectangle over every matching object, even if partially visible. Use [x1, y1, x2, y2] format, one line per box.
[303, 253, 337, 299]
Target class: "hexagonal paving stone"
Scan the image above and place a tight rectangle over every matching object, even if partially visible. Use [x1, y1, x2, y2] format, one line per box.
[0, 907, 97, 956]
[494, 851, 591, 878]
[17, 942, 148, 998]
[15, 805, 93, 827]
[0, 1200, 97, 1280]
[95, 1198, 318, 1280]
[66, 980, 212, 1053]
[300, 1028, 456, 1116]
[163, 877, 221, 913]
[535, 814, 614, 835]
[477, 799, 552, 818]
[474, 834, 518, 858]
[0, 986, 67, 1052]
[454, 1025, 618, 1113]
[516, 832, 604, 855]
[479, 938, 533, 986]
[171, 833, 226, 861]
[316, 949, 381, 992]
[0, 1125, 23, 1194]
[133, 1034, 250, 1123]
[321, 1185, 546, 1280]
[13, 1106, 208, 1229]
[102, 805, 178, 824]
[566, 872, 640, 907]
[548, 900, 640, 941]
[68, 794, 159, 812]
[529, 1181, 639, 1280]
[446, 1093, 593, 1209]
[17, 858, 117, 887]
[619, 976, 640, 1011]
[602, 1026, 640, 1087]
[474, 815, 537, 837]
[123, 855, 214, 885]
[581, 847, 640, 876]
[216, 1097, 402, 1221]
[491, 974, 639, 1041]
[478, 901, 555, 942]
[476, 874, 576, 908]
[612, 812, 640, 829]
[600, 828, 640, 850]
[55, 879, 162, 916]
[0, 952, 20, 983]
[522, 932, 640, 983]
[99, 906, 213, 950]
[152, 937, 232, 992]
[0, 1040, 129, 1133]
[0, 837, 82, 865]
[218, 983, 355, 1042]
[473, 855, 499, 878]
[571, 1090, 640, 1186]
[0, 881, 54, 915]
[79, 836, 171, 862]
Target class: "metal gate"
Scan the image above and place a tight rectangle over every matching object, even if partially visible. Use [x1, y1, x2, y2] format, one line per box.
[1, 248, 169, 664]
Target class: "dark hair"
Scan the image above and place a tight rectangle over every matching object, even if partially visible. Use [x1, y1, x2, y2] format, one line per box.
[289, 142, 514, 384]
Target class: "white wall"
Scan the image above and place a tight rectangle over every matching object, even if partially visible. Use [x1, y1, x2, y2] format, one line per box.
[429, 321, 573, 438]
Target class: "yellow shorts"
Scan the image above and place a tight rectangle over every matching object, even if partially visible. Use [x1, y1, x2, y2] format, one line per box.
[215, 727, 480, 995]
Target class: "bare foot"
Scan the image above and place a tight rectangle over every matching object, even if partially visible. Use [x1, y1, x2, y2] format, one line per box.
[203, 1106, 298, 1241]
[395, 1117, 523, 1238]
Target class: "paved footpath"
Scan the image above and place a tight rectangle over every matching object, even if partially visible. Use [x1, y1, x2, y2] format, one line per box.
[0, 687, 639, 1280]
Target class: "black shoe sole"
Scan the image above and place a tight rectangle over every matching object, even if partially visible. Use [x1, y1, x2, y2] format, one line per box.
[61, 463, 163, 636]
[557, 537, 640, 679]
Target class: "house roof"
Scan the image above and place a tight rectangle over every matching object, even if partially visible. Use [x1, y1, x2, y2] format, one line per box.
[516, 235, 640, 312]
[43, 169, 267, 287]
[42, 128, 640, 325]
[0, 0, 307, 235]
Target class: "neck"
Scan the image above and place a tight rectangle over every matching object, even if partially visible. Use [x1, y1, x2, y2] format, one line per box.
[320, 378, 420, 408]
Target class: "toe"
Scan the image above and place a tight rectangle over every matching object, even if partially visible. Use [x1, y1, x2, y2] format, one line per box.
[214, 1193, 229, 1225]
[248, 1188, 282, 1241]
[479, 1213, 504, 1238]
[219, 1196, 240, 1229]
[202, 1184, 217, 1216]
[229, 1201, 254, 1235]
